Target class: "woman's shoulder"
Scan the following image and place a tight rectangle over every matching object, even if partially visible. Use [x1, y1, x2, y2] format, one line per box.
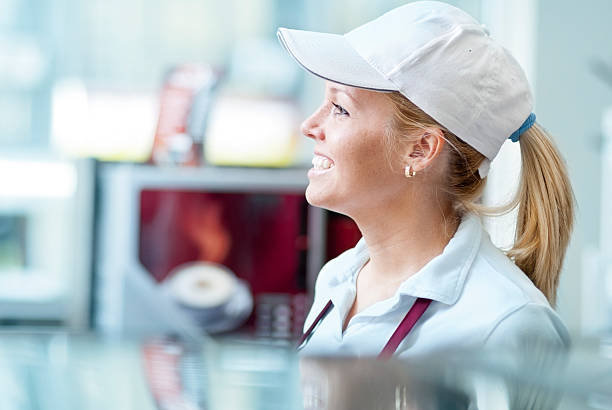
[464, 232, 570, 348]
[472, 232, 550, 306]
[483, 301, 570, 349]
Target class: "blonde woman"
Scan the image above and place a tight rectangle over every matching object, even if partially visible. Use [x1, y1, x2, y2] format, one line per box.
[278, 1, 574, 358]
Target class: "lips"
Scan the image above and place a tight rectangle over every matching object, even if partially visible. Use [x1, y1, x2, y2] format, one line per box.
[314, 151, 333, 160]
[312, 153, 334, 170]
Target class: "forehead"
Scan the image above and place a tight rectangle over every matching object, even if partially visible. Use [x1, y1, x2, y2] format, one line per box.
[325, 82, 362, 100]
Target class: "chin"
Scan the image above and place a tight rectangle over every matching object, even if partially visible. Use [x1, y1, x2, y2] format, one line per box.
[305, 186, 321, 207]
[305, 186, 331, 209]
[306, 186, 347, 215]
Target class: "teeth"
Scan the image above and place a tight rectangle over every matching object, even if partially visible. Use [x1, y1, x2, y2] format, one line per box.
[311, 155, 334, 170]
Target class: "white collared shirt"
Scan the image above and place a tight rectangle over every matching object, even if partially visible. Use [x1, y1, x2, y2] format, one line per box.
[300, 213, 570, 358]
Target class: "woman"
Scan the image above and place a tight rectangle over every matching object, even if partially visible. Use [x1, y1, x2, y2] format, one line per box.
[278, 1, 574, 358]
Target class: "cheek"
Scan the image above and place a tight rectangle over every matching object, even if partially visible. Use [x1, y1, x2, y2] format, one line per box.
[340, 135, 393, 178]
[332, 150, 396, 205]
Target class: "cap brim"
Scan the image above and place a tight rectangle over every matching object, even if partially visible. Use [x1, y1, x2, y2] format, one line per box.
[277, 27, 399, 92]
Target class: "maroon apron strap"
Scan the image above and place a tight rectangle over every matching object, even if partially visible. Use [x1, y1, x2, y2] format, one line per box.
[297, 297, 432, 357]
[297, 300, 333, 349]
[378, 298, 432, 360]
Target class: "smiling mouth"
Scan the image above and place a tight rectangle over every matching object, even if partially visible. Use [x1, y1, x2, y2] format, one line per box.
[311, 155, 335, 170]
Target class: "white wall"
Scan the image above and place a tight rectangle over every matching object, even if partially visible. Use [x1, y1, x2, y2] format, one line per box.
[534, 0, 612, 333]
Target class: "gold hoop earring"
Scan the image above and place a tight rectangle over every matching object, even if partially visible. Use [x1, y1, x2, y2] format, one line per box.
[404, 165, 416, 178]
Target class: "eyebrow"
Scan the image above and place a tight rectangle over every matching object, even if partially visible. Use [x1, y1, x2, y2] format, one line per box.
[327, 85, 359, 106]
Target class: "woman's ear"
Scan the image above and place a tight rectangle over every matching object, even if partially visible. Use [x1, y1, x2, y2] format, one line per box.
[405, 127, 446, 172]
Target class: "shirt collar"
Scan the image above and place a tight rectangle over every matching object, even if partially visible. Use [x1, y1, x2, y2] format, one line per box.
[330, 213, 483, 306]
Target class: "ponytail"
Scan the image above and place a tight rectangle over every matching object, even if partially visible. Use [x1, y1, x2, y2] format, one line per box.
[507, 123, 575, 306]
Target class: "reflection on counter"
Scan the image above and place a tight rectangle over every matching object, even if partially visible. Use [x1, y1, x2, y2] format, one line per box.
[1, 331, 612, 409]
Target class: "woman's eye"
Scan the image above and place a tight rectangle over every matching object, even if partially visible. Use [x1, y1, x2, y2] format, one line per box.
[331, 102, 349, 117]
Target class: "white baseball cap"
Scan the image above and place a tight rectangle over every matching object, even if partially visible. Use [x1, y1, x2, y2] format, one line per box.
[277, 1, 535, 178]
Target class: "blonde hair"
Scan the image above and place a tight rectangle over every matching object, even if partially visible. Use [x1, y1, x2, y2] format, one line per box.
[386, 92, 575, 305]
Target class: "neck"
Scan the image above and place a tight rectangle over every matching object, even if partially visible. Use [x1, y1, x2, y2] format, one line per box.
[351, 195, 460, 283]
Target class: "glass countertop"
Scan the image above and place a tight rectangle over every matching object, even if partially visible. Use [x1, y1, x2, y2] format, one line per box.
[1, 329, 611, 410]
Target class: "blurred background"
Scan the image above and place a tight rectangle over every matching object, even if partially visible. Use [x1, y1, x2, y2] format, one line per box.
[2, 0, 612, 408]
[1, 0, 612, 353]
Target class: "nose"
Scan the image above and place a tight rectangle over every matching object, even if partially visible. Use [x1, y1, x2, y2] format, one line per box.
[300, 108, 325, 141]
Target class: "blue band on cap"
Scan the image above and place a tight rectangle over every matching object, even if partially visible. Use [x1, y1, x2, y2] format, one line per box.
[508, 113, 536, 143]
